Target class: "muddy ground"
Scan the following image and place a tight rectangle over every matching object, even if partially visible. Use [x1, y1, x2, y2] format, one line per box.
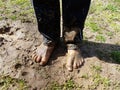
[0, 19, 120, 90]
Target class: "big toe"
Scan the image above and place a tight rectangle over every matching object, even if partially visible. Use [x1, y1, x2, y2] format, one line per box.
[73, 62, 78, 69]
[66, 54, 74, 71]
[66, 64, 73, 71]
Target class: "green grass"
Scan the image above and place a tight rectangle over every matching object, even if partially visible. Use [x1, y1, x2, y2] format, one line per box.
[0, 75, 28, 90]
[104, 4, 119, 12]
[90, 65, 102, 74]
[88, 65, 111, 90]
[85, 0, 120, 43]
[90, 73, 110, 90]
[106, 32, 114, 37]
[0, 0, 34, 22]
[48, 79, 80, 90]
[116, 65, 120, 72]
[87, 22, 100, 32]
[95, 35, 106, 43]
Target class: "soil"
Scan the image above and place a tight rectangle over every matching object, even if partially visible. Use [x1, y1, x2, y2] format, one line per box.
[0, 20, 120, 90]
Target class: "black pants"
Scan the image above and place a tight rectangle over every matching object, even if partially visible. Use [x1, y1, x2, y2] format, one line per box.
[32, 0, 91, 49]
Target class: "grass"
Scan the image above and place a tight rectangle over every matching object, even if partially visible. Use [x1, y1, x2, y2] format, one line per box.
[105, 4, 118, 12]
[91, 65, 102, 73]
[78, 64, 112, 90]
[88, 65, 111, 90]
[0, 0, 34, 22]
[0, 75, 28, 90]
[116, 65, 120, 72]
[85, 0, 120, 43]
[48, 79, 80, 90]
[106, 31, 113, 37]
[87, 22, 100, 32]
[110, 51, 120, 63]
[90, 73, 110, 90]
[95, 35, 106, 43]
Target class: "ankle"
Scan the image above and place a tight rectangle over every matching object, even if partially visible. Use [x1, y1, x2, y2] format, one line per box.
[67, 44, 79, 50]
[42, 40, 55, 47]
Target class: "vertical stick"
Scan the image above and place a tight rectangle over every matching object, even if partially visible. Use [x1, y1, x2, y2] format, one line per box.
[59, 0, 63, 39]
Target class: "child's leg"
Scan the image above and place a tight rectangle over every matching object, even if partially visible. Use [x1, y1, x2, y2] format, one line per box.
[63, 0, 91, 71]
[32, 0, 60, 65]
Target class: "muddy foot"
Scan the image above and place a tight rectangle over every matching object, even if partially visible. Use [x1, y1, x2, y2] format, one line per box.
[66, 49, 84, 71]
[32, 43, 55, 65]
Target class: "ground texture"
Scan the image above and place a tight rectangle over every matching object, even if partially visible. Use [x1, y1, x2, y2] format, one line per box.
[0, 0, 120, 90]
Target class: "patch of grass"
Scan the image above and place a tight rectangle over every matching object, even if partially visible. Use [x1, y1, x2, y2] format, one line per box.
[105, 4, 118, 12]
[49, 82, 62, 90]
[85, 0, 120, 44]
[88, 65, 111, 90]
[95, 35, 106, 43]
[110, 51, 120, 63]
[0, 75, 28, 90]
[48, 79, 80, 90]
[114, 0, 120, 2]
[90, 73, 110, 90]
[89, 22, 100, 32]
[0, 0, 34, 22]
[91, 65, 102, 73]
[10, 15, 17, 20]
[111, 22, 120, 32]
[107, 32, 114, 37]
[116, 65, 120, 72]
[63, 79, 76, 89]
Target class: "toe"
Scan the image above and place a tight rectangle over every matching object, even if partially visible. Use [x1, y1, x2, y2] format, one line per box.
[36, 56, 41, 63]
[76, 62, 80, 68]
[66, 65, 73, 71]
[32, 54, 37, 61]
[34, 55, 38, 62]
[73, 62, 77, 69]
[32, 54, 36, 60]
[40, 57, 48, 66]
[81, 58, 84, 64]
[79, 58, 84, 66]
[66, 54, 74, 71]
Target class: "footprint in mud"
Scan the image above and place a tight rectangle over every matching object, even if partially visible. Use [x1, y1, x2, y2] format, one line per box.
[0, 24, 11, 34]
[0, 37, 7, 46]
[14, 63, 28, 76]
[14, 63, 22, 69]
[0, 37, 5, 46]
[21, 71, 28, 76]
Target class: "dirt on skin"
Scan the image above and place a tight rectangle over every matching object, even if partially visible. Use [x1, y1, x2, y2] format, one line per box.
[0, 20, 120, 90]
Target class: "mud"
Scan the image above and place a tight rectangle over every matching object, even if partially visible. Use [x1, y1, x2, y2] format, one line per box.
[0, 20, 120, 90]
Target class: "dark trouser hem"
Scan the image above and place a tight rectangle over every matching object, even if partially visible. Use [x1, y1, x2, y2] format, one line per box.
[64, 27, 83, 50]
[42, 35, 56, 47]
[67, 44, 79, 50]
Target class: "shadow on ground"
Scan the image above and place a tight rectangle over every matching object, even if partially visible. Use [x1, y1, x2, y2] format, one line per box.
[81, 40, 120, 64]
[49, 40, 120, 65]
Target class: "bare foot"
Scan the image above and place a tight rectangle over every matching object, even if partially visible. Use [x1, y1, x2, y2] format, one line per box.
[66, 49, 84, 71]
[32, 43, 55, 65]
